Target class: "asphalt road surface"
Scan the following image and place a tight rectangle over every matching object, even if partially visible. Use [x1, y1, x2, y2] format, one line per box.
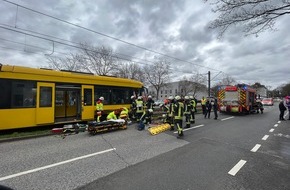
[0, 105, 289, 190]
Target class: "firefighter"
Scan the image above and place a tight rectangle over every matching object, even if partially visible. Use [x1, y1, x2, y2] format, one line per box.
[161, 96, 175, 130]
[184, 96, 192, 128]
[201, 96, 207, 115]
[174, 95, 184, 138]
[95, 97, 104, 122]
[189, 96, 196, 124]
[140, 108, 153, 125]
[129, 95, 136, 121]
[119, 107, 129, 122]
[145, 95, 155, 124]
[107, 109, 120, 120]
[135, 96, 144, 122]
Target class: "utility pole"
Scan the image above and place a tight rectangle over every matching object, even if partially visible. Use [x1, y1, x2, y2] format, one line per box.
[208, 71, 211, 97]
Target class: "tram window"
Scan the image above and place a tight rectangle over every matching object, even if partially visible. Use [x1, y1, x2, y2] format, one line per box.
[40, 87, 52, 107]
[0, 79, 12, 108]
[111, 88, 132, 104]
[55, 91, 64, 106]
[10, 80, 36, 108]
[84, 89, 92, 106]
[94, 86, 110, 105]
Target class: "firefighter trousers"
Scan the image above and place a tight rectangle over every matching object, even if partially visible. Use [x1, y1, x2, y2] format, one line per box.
[185, 113, 191, 128]
[174, 119, 183, 136]
[190, 111, 195, 124]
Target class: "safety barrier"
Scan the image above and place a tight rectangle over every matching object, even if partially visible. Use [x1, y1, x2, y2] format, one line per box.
[148, 123, 170, 135]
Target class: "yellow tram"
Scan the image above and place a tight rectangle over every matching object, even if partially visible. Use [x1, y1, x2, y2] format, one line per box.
[0, 64, 145, 130]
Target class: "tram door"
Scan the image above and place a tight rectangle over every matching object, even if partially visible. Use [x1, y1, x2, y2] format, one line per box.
[55, 85, 81, 122]
[81, 85, 94, 120]
[36, 82, 55, 125]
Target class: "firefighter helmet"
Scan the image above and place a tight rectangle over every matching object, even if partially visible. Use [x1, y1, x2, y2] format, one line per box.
[184, 96, 189, 100]
[99, 97, 104, 101]
[189, 96, 193, 99]
[175, 95, 181, 100]
[148, 95, 152, 99]
[131, 95, 135, 99]
[148, 109, 153, 113]
[138, 96, 142, 100]
[168, 96, 174, 100]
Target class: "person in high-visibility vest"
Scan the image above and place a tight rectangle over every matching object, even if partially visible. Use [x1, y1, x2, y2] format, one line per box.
[107, 110, 120, 120]
[95, 97, 104, 122]
[129, 96, 137, 121]
[184, 96, 192, 128]
[119, 107, 129, 124]
[174, 95, 184, 138]
[189, 96, 196, 124]
[144, 95, 154, 124]
[201, 96, 207, 115]
[135, 96, 144, 122]
[162, 96, 175, 130]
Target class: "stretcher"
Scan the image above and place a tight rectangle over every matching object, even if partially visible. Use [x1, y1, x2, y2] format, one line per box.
[87, 119, 127, 135]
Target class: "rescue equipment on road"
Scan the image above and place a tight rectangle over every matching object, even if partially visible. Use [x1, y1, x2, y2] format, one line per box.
[87, 119, 127, 135]
[51, 123, 87, 138]
[148, 123, 170, 135]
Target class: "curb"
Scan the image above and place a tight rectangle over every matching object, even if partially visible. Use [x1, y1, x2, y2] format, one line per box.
[0, 133, 54, 143]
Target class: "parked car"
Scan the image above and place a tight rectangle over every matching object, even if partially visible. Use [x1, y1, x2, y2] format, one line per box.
[153, 100, 164, 106]
[261, 98, 274, 106]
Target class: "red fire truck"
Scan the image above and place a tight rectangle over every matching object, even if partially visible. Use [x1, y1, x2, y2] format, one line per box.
[217, 84, 258, 114]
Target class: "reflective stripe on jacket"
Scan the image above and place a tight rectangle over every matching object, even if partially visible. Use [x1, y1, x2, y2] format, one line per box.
[174, 102, 184, 120]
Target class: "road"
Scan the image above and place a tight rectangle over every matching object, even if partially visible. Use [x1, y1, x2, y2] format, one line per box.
[0, 105, 289, 190]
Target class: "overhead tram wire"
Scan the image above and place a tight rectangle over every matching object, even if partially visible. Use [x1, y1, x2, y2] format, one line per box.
[0, 23, 157, 65]
[2, 0, 222, 72]
[0, 25, 153, 67]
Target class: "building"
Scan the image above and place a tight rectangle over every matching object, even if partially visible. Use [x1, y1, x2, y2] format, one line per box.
[256, 86, 268, 98]
[148, 80, 207, 101]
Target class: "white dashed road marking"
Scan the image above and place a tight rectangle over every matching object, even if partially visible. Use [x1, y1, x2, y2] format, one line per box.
[262, 135, 269, 140]
[269, 129, 274, 132]
[221, 116, 234, 121]
[228, 160, 247, 176]
[251, 144, 261, 152]
[274, 124, 278, 127]
[173, 124, 204, 133]
[0, 148, 116, 181]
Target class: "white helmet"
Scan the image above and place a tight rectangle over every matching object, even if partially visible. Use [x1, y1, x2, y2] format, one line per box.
[184, 96, 189, 100]
[148, 95, 152, 99]
[148, 109, 153, 113]
[131, 95, 135, 99]
[175, 95, 181, 100]
[189, 96, 193, 99]
[99, 97, 104, 101]
[168, 96, 174, 100]
[138, 96, 142, 100]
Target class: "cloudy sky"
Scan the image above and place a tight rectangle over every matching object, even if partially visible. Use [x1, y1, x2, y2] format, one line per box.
[0, 0, 289, 89]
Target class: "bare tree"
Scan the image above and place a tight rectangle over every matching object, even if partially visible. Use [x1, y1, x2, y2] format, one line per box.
[143, 58, 171, 99]
[221, 75, 236, 85]
[80, 43, 118, 75]
[190, 73, 207, 97]
[46, 53, 84, 71]
[113, 61, 145, 82]
[179, 76, 195, 97]
[205, 0, 290, 37]
[281, 83, 290, 96]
